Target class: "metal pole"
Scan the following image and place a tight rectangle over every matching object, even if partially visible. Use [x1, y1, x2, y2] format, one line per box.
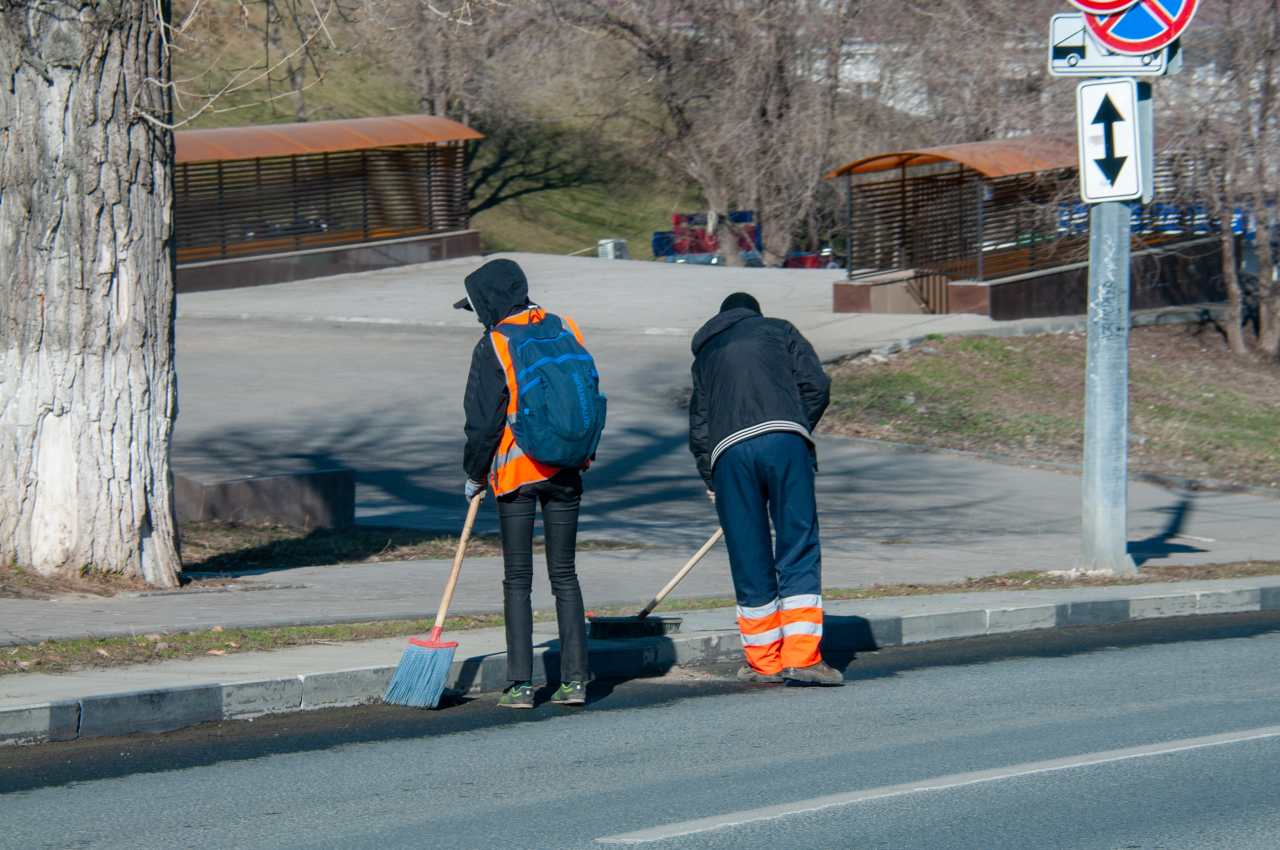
[1078, 199, 1137, 574]
[846, 174, 853, 279]
[975, 178, 985, 282]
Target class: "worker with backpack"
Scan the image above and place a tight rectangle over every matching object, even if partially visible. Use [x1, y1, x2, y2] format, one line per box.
[455, 259, 607, 709]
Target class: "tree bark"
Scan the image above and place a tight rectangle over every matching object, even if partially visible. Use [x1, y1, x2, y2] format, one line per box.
[1206, 178, 1249, 355]
[1219, 226, 1247, 355]
[1256, 202, 1280, 357]
[1, 1, 181, 586]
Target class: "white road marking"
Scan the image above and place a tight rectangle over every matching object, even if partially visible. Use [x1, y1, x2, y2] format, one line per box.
[596, 724, 1280, 844]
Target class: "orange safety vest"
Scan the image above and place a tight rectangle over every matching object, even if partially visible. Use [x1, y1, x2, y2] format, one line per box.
[487, 307, 588, 496]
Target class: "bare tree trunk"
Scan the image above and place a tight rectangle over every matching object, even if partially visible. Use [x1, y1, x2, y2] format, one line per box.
[267, 17, 309, 121]
[1, 1, 181, 585]
[1257, 202, 1280, 356]
[1219, 227, 1248, 355]
[1206, 180, 1249, 355]
[286, 57, 308, 121]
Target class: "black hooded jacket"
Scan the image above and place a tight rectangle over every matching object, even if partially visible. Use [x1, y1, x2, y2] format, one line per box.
[688, 308, 830, 488]
[461, 259, 534, 482]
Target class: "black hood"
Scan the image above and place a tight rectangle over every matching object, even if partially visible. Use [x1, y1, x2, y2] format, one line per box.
[691, 307, 760, 355]
[464, 259, 530, 329]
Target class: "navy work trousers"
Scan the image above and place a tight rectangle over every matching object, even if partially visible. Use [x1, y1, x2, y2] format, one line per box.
[713, 432, 824, 672]
[712, 431, 822, 607]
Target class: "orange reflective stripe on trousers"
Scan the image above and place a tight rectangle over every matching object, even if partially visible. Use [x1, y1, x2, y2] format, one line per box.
[737, 599, 782, 675]
[780, 594, 823, 670]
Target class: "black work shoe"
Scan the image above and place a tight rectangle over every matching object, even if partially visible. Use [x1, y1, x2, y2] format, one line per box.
[551, 681, 586, 705]
[736, 664, 784, 683]
[499, 683, 534, 708]
[782, 660, 844, 685]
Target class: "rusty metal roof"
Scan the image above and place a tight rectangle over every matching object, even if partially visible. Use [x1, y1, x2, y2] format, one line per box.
[824, 136, 1077, 180]
[175, 114, 483, 163]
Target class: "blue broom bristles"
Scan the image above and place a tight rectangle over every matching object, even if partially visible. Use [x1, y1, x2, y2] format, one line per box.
[383, 643, 456, 708]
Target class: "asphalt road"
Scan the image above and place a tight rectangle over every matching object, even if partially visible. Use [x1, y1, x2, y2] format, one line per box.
[4, 613, 1280, 849]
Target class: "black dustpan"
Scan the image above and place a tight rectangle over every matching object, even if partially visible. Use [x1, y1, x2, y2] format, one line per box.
[586, 528, 723, 640]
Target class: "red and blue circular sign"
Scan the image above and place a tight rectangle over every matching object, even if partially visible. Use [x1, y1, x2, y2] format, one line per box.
[1084, 0, 1199, 55]
[1068, 0, 1141, 14]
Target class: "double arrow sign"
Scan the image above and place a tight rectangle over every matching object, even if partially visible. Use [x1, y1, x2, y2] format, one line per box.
[1076, 77, 1148, 203]
[1091, 94, 1127, 185]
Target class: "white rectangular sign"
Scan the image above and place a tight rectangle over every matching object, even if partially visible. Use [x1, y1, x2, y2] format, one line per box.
[1049, 14, 1169, 77]
[1077, 78, 1144, 204]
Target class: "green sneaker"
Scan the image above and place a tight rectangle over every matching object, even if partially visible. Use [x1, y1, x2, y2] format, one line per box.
[499, 683, 534, 709]
[551, 681, 586, 706]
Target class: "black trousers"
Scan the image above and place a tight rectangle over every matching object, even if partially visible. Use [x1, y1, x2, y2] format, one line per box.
[496, 471, 589, 684]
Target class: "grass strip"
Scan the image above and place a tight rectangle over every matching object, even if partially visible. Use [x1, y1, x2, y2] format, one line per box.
[821, 326, 1280, 489]
[589, 560, 1280, 615]
[0, 611, 553, 677]
[9, 560, 1277, 677]
[2, 523, 654, 600]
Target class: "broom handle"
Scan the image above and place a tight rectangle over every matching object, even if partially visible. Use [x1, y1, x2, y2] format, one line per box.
[431, 493, 483, 639]
[636, 527, 724, 619]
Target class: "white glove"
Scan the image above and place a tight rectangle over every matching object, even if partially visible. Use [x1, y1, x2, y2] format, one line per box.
[465, 478, 487, 504]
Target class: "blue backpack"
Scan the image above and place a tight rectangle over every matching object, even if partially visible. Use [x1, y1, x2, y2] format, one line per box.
[494, 314, 606, 468]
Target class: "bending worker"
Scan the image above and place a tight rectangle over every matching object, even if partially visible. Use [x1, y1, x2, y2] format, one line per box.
[457, 258, 605, 709]
[689, 292, 841, 685]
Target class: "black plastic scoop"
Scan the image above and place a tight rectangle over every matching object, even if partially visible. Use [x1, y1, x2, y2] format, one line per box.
[587, 528, 724, 640]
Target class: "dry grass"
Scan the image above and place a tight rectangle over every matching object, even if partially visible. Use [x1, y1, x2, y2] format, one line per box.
[179, 521, 652, 574]
[0, 523, 650, 600]
[820, 323, 1280, 489]
[588, 560, 1280, 613]
[0, 563, 159, 600]
[0, 612, 549, 677]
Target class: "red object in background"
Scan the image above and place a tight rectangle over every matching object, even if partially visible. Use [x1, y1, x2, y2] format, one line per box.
[784, 253, 822, 269]
[672, 214, 759, 255]
[672, 215, 718, 254]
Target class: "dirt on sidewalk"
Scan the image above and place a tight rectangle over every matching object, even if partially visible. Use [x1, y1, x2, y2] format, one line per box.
[0, 522, 652, 601]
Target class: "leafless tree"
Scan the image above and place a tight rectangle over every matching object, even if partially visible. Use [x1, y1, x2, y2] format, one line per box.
[0, 0, 353, 585]
[551, 0, 867, 266]
[374, 0, 619, 214]
[2, 1, 182, 584]
[171, 0, 354, 126]
[877, 0, 1070, 143]
[1161, 0, 1280, 357]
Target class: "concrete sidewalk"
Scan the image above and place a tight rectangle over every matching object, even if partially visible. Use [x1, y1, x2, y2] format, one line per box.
[4, 577, 1278, 745]
[6, 430, 1280, 647]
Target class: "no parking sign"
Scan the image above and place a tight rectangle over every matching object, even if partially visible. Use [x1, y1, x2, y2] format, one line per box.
[1068, 0, 1140, 13]
[1083, 0, 1199, 55]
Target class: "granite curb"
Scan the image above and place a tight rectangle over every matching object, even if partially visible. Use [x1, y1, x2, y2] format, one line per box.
[5, 582, 1278, 745]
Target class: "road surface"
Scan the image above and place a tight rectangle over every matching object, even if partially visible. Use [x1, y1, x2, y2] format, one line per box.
[3, 612, 1279, 849]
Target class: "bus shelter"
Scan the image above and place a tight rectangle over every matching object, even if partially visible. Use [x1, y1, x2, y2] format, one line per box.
[174, 114, 482, 291]
[825, 136, 1221, 317]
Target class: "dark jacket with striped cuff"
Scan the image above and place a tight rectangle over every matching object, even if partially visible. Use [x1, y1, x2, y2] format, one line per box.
[688, 307, 831, 489]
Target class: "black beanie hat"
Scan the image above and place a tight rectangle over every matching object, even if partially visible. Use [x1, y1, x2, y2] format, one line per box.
[720, 292, 761, 314]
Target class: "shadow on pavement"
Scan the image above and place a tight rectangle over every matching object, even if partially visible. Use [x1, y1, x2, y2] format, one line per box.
[1128, 497, 1208, 566]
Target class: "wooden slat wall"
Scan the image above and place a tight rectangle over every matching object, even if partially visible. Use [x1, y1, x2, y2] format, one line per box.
[175, 141, 470, 263]
[847, 157, 1214, 283]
